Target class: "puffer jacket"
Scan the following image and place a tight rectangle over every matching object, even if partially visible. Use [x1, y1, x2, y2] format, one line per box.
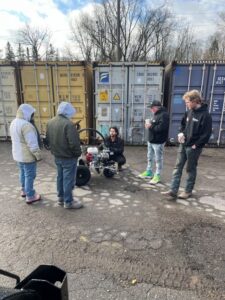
[10, 104, 42, 162]
[46, 102, 81, 159]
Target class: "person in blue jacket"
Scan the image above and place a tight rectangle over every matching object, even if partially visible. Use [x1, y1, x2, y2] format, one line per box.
[163, 90, 212, 201]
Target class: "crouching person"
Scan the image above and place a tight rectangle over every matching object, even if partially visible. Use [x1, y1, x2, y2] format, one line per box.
[46, 102, 83, 209]
[105, 126, 126, 171]
[10, 104, 42, 204]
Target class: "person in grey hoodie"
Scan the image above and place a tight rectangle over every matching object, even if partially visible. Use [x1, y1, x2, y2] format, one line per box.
[46, 101, 83, 209]
[10, 104, 42, 204]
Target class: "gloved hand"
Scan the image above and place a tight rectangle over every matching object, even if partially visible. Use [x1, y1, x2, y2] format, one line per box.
[178, 133, 185, 144]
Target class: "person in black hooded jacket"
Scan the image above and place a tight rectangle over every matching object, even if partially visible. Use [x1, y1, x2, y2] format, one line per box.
[139, 100, 169, 184]
[163, 90, 212, 201]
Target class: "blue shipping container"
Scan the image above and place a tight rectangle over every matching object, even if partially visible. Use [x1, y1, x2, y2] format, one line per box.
[165, 61, 225, 146]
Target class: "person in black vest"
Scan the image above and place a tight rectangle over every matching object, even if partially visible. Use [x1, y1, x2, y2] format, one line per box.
[104, 126, 126, 171]
[162, 90, 212, 201]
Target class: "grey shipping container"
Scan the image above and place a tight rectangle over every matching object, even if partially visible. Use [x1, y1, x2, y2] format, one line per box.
[165, 61, 225, 146]
[94, 62, 164, 144]
[0, 63, 19, 139]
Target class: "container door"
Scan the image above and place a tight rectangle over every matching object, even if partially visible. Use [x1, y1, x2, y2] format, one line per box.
[168, 63, 209, 143]
[206, 63, 225, 145]
[51, 63, 90, 141]
[20, 64, 54, 133]
[0, 66, 18, 139]
[127, 64, 164, 144]
[94, 64, 128, 139]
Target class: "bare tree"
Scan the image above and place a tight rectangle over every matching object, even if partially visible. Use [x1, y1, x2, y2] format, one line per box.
[202, 12, 225, 60]
[70, 14, 96, 61]
[17, 24, 51, 61]
[70, 0, 175, 62]
[166, 24, 203, 61]
[130, 6, 174, 61]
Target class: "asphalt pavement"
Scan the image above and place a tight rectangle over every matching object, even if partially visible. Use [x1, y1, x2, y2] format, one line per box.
[0, 142, 225, 300]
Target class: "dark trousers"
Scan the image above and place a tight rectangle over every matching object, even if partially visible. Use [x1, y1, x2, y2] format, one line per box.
[170, 144, 202, 194]
[110, 154, 126, 167]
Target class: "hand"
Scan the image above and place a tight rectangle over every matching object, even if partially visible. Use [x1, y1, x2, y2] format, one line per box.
[178, 133, 185, 144]
[145, 123, 152, 129]
[191, 144, 196, 149]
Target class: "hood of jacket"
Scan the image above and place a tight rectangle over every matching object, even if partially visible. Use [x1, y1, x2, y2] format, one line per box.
[57, 102, 76, 119]
[193, 103, 208, 113]
[16, 104, 36, 121]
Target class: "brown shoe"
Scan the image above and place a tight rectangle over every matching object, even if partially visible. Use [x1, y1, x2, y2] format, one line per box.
[178, 192, 192, 199]
[161, 190, 177, 201]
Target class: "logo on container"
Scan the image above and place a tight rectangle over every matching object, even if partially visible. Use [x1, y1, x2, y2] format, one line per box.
[99, 72, 109, 83]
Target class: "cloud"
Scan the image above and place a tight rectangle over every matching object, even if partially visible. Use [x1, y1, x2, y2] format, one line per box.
[0, 0, 71, 55]
[0, 0, 224, 58]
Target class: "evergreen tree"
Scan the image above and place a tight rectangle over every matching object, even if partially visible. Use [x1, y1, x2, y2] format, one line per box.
[55, 49, 59, 60]
[5, 42, 15, 61]
[26, 47, 30, 61]
[17, 43, 25, 61]
[46, 44, 56, 61]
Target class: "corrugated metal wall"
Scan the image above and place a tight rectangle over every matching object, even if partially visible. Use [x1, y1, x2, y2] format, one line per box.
[19, 62, 93, 140]
[1, 60, 224, 146]
[19, 63, 54, 134]
[94, 62, 164, 144]
[165, 61, 225, 146]
[0, 64, 19, 139]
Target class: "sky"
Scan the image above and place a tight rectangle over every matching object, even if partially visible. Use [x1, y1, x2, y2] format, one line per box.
[0, 0, 224, 58]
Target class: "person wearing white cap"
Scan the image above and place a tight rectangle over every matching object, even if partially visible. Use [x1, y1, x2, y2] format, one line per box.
[10, 103, 42, 204]
[46, 101, 83, 209]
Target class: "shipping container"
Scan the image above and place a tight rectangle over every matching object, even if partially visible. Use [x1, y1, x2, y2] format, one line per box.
[94, 62, 164, 144]
[19, 62, 93, 141]
[0, 63, 19, 139]
[165, 61, 225, 146]
[51, 62, 93, 141]
[19, 63, 54, 134]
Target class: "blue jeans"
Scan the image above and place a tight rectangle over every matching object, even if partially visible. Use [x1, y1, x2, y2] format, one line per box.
[147, 142, 165, 175]
[170, 144, 202, 194]
[55, 158, 77, 204]
[18, 162, 37, 198]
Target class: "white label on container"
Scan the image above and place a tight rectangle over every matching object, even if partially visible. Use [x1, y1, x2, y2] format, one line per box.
[98, 106, 110, 121]
[40, 73, 45, 80]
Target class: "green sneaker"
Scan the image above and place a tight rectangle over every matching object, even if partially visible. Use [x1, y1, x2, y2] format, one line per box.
[150, 174, 161, 184]
[138, 170, 153, 178]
